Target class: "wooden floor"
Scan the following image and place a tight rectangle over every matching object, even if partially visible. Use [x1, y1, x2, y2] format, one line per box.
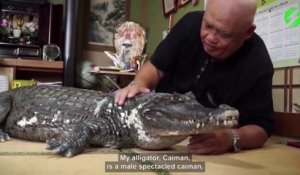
[0, 136, 299, 175]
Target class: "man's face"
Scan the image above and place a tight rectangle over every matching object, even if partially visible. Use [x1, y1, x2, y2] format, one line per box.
[200, 9, 251, 60]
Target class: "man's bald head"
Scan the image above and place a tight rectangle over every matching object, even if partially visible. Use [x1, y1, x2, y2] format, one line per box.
[206, 0, 257, 29]
[201, 0, 258, 59]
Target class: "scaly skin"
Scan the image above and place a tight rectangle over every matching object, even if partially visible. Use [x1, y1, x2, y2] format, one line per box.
[0, 86, 239, 157]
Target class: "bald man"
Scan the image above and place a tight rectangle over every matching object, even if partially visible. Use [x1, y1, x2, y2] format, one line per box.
[115, 0, 274, 155]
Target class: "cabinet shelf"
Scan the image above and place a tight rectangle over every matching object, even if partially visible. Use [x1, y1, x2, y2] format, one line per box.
[0, 58, 63, 82]
[0, 58, 63, 71]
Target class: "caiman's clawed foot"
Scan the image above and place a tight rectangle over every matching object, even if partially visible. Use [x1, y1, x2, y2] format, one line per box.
[46, 127, 91, 157]
[0, 130, 11, 142]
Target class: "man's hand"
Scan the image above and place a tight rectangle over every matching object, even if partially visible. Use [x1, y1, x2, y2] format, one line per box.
[188, 125, 269, 155]
[187, 129, 233, 155]
[114, 83, 150, 105]
[114, 62, 161, 105]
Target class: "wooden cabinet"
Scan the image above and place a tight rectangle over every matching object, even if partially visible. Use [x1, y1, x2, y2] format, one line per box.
[0, 58, 63, 83]
[0, 1, 64, 60]
[0, 0, 65, 85]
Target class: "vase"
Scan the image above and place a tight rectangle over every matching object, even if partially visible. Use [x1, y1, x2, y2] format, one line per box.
[13, 28, 22, 38]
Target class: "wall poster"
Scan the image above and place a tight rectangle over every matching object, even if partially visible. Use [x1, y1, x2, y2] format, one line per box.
[254, 0, 300, 68]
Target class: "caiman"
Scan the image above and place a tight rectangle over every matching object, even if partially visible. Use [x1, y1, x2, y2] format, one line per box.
[0, 86, 239, 157]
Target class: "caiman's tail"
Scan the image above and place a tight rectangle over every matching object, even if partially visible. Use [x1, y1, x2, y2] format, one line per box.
[0, 91, 12, 124]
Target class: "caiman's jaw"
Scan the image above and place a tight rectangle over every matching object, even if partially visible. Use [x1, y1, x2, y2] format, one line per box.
[138, 93, 239, 136]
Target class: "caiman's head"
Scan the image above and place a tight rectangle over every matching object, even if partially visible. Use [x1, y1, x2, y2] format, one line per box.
[132, 92, 239, 136]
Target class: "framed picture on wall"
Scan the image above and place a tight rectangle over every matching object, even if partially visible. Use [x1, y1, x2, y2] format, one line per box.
[162, 0, 177, 17]
[179, 0, 191, 7]
[86, 0, 131, 52]
[204, 0, 208, 9]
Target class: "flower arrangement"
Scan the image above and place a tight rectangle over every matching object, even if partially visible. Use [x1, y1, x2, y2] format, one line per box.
[24, 22, 38, 39]
[0, 18, 9, 36]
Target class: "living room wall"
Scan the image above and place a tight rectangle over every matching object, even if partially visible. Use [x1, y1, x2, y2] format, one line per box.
[46, 0, 204, 88]
[46, 1, 294, 113]
[48, 0, 203, 57]
[135, 0, 203, 54]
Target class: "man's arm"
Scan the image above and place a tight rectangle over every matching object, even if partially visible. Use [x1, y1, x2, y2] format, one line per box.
[187, 124, 268, 155]
[238, 124, 269, 149]
[114, 61, 163, 105]
[131, 61, 163, 90]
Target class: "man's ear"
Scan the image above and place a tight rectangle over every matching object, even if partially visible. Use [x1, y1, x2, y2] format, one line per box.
[244, 24, 256, 40]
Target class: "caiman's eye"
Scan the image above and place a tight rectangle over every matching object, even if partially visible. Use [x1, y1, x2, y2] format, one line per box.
[171, 96, 183, 102]
[177, 97, 184, 102]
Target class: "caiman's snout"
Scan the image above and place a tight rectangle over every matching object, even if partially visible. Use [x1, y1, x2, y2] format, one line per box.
[207, 104, 239, 128]
[139, 91, 239, 136]
[176, 104, 239, 135]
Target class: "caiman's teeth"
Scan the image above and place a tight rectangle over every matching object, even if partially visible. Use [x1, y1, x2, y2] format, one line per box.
[216, 120, 219, 126]
[223, 120, 227, 126]
[201, 122, 205, 128]
[226, 120, 232, 126]
[196, 123, 200, 128]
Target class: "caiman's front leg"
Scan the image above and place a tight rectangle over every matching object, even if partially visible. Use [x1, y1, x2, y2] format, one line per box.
[46, 120, 104, 157]
[0, 93, 12, 142]
[0, 130, 10, 142]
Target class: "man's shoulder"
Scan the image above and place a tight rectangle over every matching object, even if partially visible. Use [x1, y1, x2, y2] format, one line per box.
[243, 33, 271, 62]
[250, 33, 266, 45]
[182, 11, 204, 19]
[239, 33, 274, 74]
[176, 11, 204, 30]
